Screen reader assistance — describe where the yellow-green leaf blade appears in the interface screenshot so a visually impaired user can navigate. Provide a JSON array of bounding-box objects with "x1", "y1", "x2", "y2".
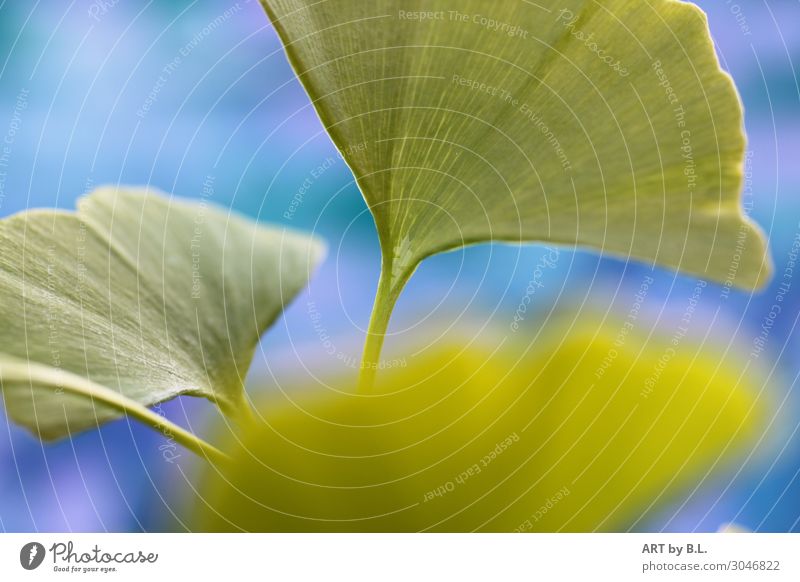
[
  {"x1": 0, "y1": 186, "x2": 324, "y2": 439},
  {"x1": 261, "y1": 0, "x2": 770, "y2": 289}
]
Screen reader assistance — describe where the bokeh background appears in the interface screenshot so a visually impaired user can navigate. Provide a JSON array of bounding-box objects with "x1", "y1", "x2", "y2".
[{"x1": 0, "y1": 0, "x2": 798, "y2": 532}]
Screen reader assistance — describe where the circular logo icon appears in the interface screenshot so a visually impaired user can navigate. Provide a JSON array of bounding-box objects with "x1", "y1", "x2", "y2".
[{"x1": 20, "y1": 542, "x2": 46, "y2": 570}]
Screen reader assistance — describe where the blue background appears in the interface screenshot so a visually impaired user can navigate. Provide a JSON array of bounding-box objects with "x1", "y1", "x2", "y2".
[{"x1": 0, "y1": 0, "x2": 798, "y2": 532}]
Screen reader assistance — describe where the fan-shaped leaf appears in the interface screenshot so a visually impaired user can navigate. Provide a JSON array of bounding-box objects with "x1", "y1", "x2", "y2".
[
  {"x1": 260, "y1": 0, "x2": 772, "y2": 385},
  {"x1": 0, "y1": 186, "x2": 324, "y2": 441}
]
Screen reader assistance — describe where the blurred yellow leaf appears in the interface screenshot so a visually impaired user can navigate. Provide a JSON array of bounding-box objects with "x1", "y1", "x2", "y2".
[{"x1": 192, "y1": 315, "x2": 766, "y2": 531}]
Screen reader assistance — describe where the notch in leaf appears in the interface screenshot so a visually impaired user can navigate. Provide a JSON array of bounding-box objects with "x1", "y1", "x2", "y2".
[
  {"x1": 0, "y1": 187, "x2": 325, "y2": 460},
  {"x1": 260, "y1": 0, "x2": 772, "y2": 390}
]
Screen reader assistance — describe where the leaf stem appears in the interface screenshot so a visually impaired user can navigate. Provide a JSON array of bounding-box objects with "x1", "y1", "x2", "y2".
[
  {"x1": 225, "y1": 389, "x2": 259, "y2": 430},
  {"x1": 357, "y1": 255, "x2": 414, "y2": 393},
  {"x1": 5, "y1": 361, "x2": 231, "y2": 465}
]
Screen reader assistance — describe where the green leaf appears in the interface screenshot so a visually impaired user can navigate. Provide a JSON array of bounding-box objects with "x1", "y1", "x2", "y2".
[
  {"x1": 0, "y1": 186, "x2": 325, "y2": 442},
  {"x1": 260, "y1": 0, "x2": 772, "y2": 386},
  {"x1": 190, "y1": 315, "x2": 767, "y2": 531},
  {"x1": 0, "y1": 355, "x2": 228, "y2": 462}
]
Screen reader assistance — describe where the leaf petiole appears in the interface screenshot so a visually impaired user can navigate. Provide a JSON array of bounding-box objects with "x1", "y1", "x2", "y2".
[
  {"x1": 1, "y1": 360, "x2": 230, "y2": 465},
  {"x1": 357, "y1": 253, "x2": 416, "y2": 393}
]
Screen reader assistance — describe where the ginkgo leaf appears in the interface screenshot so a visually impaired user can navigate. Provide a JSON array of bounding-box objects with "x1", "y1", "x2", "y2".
[
  {"x1": 190, "y1": 315, "x2": 766, "y2": 531},
  {"x1": 0, "y1": 186, "x2": 325, "y2": 442},
  {"x1": 0, "y1": 355, "x2": 228, "y2": 462},
  {"x1": 260, "y1": 0, "x2": 772, "y2": 386}
]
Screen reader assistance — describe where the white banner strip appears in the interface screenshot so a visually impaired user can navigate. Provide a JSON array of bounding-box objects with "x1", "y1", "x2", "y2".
[{"x1": 1, "y1": 533, "x2": 798, "y2": 581}]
